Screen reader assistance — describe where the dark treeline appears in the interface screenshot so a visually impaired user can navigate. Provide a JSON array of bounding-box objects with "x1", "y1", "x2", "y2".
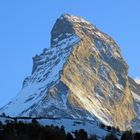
[{"x1": 0, "y1": 119, "x2": 140, "y2": 140}]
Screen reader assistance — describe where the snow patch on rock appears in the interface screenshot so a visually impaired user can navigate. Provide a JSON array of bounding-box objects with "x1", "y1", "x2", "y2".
[{"x1": 135, "y1": 77, "x2": 140, "y2": 85}]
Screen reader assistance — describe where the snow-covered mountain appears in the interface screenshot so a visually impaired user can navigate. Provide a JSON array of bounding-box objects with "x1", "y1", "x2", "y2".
[{"x1": 0, "y1": 14, "x2": 139, "y2": 131}]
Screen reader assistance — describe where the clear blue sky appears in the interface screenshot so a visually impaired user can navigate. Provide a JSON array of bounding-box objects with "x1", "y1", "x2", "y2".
[{"x1": 0, "y1": 0, "x2": 140, "y2": 107}]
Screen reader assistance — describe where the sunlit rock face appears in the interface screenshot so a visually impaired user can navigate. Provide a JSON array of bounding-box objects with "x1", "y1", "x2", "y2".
[{"x1": 0, "y1": 14, "x2": 137, "y2": 131}]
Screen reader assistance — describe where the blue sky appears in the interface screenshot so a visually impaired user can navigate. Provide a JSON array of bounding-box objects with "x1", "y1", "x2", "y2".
[{"x1": 0, "y1": 0, "x2": 140, "y2": 107}]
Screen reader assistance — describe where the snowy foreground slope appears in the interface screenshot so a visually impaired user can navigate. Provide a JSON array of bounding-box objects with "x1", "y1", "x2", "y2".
[
  {"x1": 0, "y1": 117, "x2": 121, "y2": 139},
  {"x1": 0, "y1": 14, "x2": 139, "y2": 131}
]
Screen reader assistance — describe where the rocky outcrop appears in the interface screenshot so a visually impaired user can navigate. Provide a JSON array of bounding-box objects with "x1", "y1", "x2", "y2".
[
  {"x1": 0, "y1": 14, "x2": 137, "y2": 131},
  {"x1": 129, "y1": 77, "x2": 140, "y2": 131}
]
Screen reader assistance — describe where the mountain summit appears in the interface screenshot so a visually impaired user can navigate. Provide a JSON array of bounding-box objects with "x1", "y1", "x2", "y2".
[{"x1": 0, "y1": 14, "x2": 139, "y2": 131}]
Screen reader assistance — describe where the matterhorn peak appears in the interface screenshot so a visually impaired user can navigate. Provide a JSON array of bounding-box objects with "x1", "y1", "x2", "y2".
[
  {"x1": 51, "y1": 14, "x2": 96, "y2": 47},
  {"x1": 1, "y1": 14, "x2": 139, "y2": 131},
  {"x1": 51, "y1": 14, "x2": 77, "y2": 47},
  {"x1": 58, "y1": 14, "x2": 92, "y2": 25}
]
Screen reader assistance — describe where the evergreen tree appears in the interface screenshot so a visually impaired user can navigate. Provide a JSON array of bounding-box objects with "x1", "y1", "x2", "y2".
[
  {"x1": 67, "y1": 133, "x2": 74, "y2": 140},
  {"x1": 74, "y1": 129, "x2": 88, "y2": 140},
  {"x1": 121, "y1": 131, "x2": 133, "y2": 140},
  {"x1": 105, "y1": 132, "x2": 118, "y2": 140}
]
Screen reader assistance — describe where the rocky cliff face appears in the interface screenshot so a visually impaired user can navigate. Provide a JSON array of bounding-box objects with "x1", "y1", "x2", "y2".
[
  {"x1": 0, "y1": 14, "x2": 137, "y2": 130},
  {"x1": 129, "y1": 77, "x2": 140, "y2": 131}
]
